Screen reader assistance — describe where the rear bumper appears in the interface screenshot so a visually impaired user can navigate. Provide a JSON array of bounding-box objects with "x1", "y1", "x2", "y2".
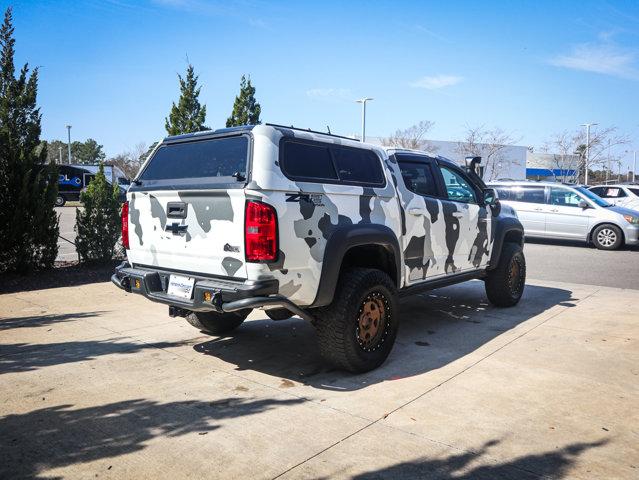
[
  {"x1": 111, "y1": 262, "x2": 314, "y2": 322},
  {"x1": 623, "y1": 224, "x2": 639, "y2": 245}
]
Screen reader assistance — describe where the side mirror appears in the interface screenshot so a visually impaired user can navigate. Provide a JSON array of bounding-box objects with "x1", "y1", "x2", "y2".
[
  {"x1": 578, "y1": 200, "x2": 590, "y2": 209},
  {"x1": 483, "y1": 188, "x2": 501, "y2": 215}
]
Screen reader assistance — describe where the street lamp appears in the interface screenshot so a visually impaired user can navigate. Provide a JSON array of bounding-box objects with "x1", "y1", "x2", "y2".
[
  {"x1": 355, "y1": 97, "x2": 373, "y2": 142},
  {"x1": 66, "y1": 125, "x2": 72, "y2": 164},
  {"x1": 581, "y1": 123, "x2": 598, "y2": 185}
]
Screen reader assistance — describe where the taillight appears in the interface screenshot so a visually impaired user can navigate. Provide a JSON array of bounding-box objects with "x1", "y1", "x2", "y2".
[
  {"x1": 121, "y1": 201, "x2": 130, "y2": 249},
  {"x1": 245, "y1": 201, "x2": 277, "y2": 262}
]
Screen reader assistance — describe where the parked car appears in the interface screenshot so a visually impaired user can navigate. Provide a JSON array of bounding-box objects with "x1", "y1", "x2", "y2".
[
  {"x1": 112, "y1": 124, "x2": 526, "y2": 372},
  {"x1": 489, "y1": 181, "x2": 639, "y2": 250},
  {"x1": 55, "y1": 164, "x2": 129, "y2": 206},
  {"x1": 588, "y1": 184, "x2": 639, "y2": 211}
]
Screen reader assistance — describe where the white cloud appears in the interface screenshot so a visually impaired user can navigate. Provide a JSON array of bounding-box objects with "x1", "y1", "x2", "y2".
[
  {"x1": 410, "y1": 75, "x2": 463, "y2": 90},
  {"x1": 549, "y1": 40, "x2": 639, "y2": 80},
  {"x1": 306, "y1": 88, "x2": 352, "y2": 101}
]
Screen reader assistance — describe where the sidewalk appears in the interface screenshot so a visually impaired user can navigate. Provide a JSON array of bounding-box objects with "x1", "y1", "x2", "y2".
[{"x1": 1, "y1": 279, "x2": 637, "y2": 479}]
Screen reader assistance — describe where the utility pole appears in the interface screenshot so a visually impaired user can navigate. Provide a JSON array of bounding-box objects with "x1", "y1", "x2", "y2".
[
  {"x1": 606, "y1": 139, "x2": 611, "y2": 183},
  {"x1": 66, "y1": 125, "x2": 72, "y2": 164},
  {"x1": 355, "y1": 98, "x2": 373, "y2": 142},
  {"x1": 633, "y1": 151, "x2": 637, "y2": 183},
  {"x1": 581, "y1": 123, "x2": 598, "y2": 185}
]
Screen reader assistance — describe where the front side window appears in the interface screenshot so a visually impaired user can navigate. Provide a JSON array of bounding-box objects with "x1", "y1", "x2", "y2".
[
  {"x1": 439, "y1": 166, "x2": 477, "y2": 204},
  {"x1": 140, "y1": 136, "x2": 248, "y2": 181},
  {"x1": 629, "y1": 188, "x2": 639, "y2": 197},
  {"x1": 398, "y1": 161, "x2": 439, "y2": 197},
  {"x1": 549, "y1": 188, "x2": 583, "y2": 207}
]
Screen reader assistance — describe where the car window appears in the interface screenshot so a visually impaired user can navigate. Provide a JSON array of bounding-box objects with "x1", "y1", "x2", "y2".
[
  {"x1": 549, "y1": 187, "x2": 583, "y2": 207},
  {"x1": 333, "y1": 147, "x2": 385, "y2": 185},
  {"x1": 629, "y1": 188, "x2": 639, "y2": 197},
  {"x1": 439, "y1": 166, "x2": 477, "y2": 204},
  {"x1": 600, "y1": 187, "x2": 627, "y2": 198},
  {"x1": 398, "y1": 161, "x2": 439, "y2": 197},
  {"x1": 495, "y1": 185, "x2": 546, "y2": 204},
  {"x1": 280, "y1": 141, "x2": 338, "y2": 181},
  {"x1": 589, "y1": 187, "x2": 604, "y2": 196}
]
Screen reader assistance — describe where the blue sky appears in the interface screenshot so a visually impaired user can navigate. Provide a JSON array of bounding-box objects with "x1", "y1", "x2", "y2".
[{"x1": 7, "y1": 0, "x2": 639, "y2": 169}]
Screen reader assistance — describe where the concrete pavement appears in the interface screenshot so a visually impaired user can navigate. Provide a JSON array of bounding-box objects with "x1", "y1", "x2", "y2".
[{"x1": 1, "y1": 277, "x2": 638, "y2": 479}]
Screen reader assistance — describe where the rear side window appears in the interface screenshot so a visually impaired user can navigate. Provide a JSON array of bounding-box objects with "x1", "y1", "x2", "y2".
[
  {"x1": 600, "y1": 187, "x2": 627, "y2": 198},
  {"x1": 497, "y1": 186, "x2": 546, "y2": 204},
  {"x1": 629, "y1": 188, "x2": 639, "y2": 197},
  {"x1": 398, "y1": 161, "x2": 439, "y2": 197},
  {"x1": 333, "y1": 148, "x2": 384, "y2": 185},
  {"x1": 281, "y1": 141, "x2": 337, "y2": 181},
  {"x1": 280, "y1": 140, "x2": 385, "y2": 186},
  {"x1": 140, "y1": 136, "x2": 248, "y2": 181}
]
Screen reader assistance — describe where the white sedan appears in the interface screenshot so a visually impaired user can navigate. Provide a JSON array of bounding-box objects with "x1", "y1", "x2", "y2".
[{"x1": 589, "y1": 184, "x2": 639, "y2": 211}]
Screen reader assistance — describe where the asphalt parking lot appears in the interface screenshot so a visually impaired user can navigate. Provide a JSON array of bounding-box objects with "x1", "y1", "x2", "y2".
[{"x1": 2, "y1": 241, "x2": 638, "y2": 478}]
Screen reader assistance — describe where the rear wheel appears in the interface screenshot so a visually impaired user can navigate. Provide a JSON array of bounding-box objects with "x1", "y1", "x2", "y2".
[
  {"x1": 485, "y1": 242, "x2": 526, "y2": 307},
  {"x1": 592, "y1": 224, "x2": 623, "y2": 250},
  {"x1": 185, "y1": 309, "x2": 251, "y2": 335},
  {"x1": 265, "y1": 308, "x2": 293, "y2": 320},
  {"x1": 55, "y1": 194, "x2": 66, "y2": 207},
  {"x1": 315, "y1": 268, "x2": 399, "y2": 373}
]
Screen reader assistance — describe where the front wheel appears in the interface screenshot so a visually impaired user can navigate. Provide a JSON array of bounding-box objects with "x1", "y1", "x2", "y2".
[
  {"x1": 592, "y1": 224, "x2": 623, "y2": 250},
  {"x1": 315, "y1": 268, "x2": 399, "y2": 373},
  {"x1": 485, "y1": 242, "x2": 526, "y2": 307},
  {"x1": 55, "y1": 194, "x2": 66, "y2": 207},
  {"x1": 185, "y1": 309, "x2": 251, "y2": 335}
]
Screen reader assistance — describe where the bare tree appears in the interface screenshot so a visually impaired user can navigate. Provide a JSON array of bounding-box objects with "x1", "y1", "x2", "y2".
[
  {"x1": 106, "y1": 142, "x2": 156, "y2": 179},
  {"x1": 544, "y1": 127, "x2": 629, "y2": 184},
  {"x1": 456, "y1": 126, "x2": 519, "y2": 181},
  {"x1": 381, "y1": 121, "x2": 438, "y2": 152}
]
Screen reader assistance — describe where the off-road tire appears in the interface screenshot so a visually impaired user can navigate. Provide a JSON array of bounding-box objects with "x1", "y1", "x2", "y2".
[
  {"x1": 185, "y1": 309, "x2": 251, "y2": 335},
  {"x1": 315, "y1": 267, "x2": 399, "y2": 373},
  {"x1": 485, "y1": 242, "x2": 526, "y2": 307},
  {"x1": 592, "y1": 224, "x2": 623, "y2": 250},
  {"x1": 265, "y1": 308, "x2": 293, "y2": 321}
]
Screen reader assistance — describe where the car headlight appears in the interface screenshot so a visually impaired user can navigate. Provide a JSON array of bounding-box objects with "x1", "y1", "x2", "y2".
[{"x1": 623, "y1": 214, "x2": 639, "y2": 225}]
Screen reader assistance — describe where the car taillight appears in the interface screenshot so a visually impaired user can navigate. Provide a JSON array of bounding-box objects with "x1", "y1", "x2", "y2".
[
  {"x1": 245, "y1": 200, "x2": 277, "y2": 262},
  {"x1": 121, "y1": 201, "x2": 130, "y2": 250}
]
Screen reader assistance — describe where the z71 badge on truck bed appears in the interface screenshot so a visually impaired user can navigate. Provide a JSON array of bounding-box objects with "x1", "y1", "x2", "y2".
[{"x1": 113, "y1": 124, "x2": 526, "y2": 372}]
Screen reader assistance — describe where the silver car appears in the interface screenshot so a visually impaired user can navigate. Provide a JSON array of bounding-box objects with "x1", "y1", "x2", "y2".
[{"x1": 488, "y1": 181, "x2": 639, "y2": 250}]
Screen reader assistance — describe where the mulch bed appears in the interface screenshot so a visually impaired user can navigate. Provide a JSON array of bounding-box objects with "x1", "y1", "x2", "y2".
[{"x1": 1, "y1": 260, "x2": 122, "y2": 295}]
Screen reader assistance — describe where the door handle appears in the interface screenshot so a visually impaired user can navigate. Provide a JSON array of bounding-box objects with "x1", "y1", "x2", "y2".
[
  {"x1": 550, "y1": 209, "x2": 558, "y2": 213},
  {"x1": 534, "y1": 207, "x2": 543, "y2": 211},
  {"x1": 407, "y1": 208, "x2": 425, "y2": 216},
  {"x1": 452, "y1": 212, "x2": 464, "y2": 218}
]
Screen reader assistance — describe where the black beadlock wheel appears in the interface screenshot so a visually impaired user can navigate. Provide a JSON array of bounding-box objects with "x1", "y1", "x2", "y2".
[
  {"x1": 315, "y1": 267, "x2": 399, "y2": 373},
  {"x1": 485, "y1": 242, "x2": 526, "y2": 307},
  {"x1": 592, "y1": 224, "x2": 623, "y2": 250},
  {"x1": 185, "y1": 309, "x2": 251, "y2": 335}
]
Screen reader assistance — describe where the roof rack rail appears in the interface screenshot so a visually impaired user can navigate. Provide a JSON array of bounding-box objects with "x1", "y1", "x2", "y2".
[{"x1": 265, "y1": 123, "x2": 359, "y2": 142}]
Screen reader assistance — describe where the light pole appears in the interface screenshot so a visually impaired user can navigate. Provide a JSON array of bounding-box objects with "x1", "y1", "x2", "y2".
[
  {"x1": 355, "y1": 97, "x2": 373, "y2": 142},
  {"x1": 58, "y1": 146, "x2": 62, "y2": 164},
  {"x1": 581, "y1": 123, "x2": 598, "y2": 185},
  {"x1": 633, "y1": 151, "x2": 637, "y2": 183},
  {"x1": 66, "y1": 125, "x2": 72, "y2": 164}
]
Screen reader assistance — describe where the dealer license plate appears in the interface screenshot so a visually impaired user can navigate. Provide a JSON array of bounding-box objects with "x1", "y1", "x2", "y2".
[{"x1": 167, "y1": 274, "x2": 195, "y2": 300}]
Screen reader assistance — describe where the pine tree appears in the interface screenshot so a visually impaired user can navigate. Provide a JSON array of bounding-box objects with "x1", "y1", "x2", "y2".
[
  {"x1": 75, "y1": 163, "x2": 121, "y2": 263},
  {"x1": 165, "y1": 64, "x2": 208, "y2": 135},
  {"x1": 0, "y1": 7, "x2": 59, "y2": 273},
  {"x1": 226, "y1": 75, "x2": 261, "y2": 127}
]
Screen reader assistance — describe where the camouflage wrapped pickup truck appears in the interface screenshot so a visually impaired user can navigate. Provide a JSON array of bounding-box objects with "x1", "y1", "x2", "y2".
[{"x1": 112, "y1": 124, "x2": 526, "y2": 372}]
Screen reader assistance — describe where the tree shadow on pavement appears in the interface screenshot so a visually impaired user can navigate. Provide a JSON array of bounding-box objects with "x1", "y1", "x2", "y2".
[
  {"x1": 0, "y1": 311, "x2": 106, "y2": 331},
  {"x1": 193, "y1": 282, "x2": 577, "y2": 391},
  {"x1": 0, "y1": 338, "x2": 184, "y2": 375},
  {"x1": 349, "y1": 438, "x2": 609, "y2": 480},
  {"x1": 0, "y1": 396, "x2": 304, "y2": 480}
]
